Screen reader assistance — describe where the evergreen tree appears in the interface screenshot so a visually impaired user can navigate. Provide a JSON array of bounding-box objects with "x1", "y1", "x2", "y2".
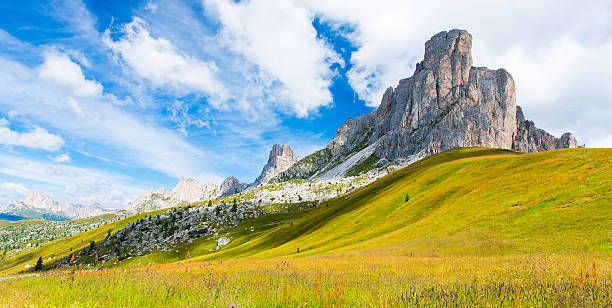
[
  {"x1": 231, "y1": 199, "x2": 237, "y2": 213},
  {"x1": 89, "y1": 240, "x2": 96, "y2": 253},
  {"x1": 215, "y1": 205, "x2": 221, "y2": 216},
  {"x1": 208, "y1": 200, "x2": 212, "y2": 207},
  {"x1": 34, "y1": 256, "x2": 43, "y2": 271},
  {"x1": 405, "y1": 192, "x2": 410, "y2": 202}
]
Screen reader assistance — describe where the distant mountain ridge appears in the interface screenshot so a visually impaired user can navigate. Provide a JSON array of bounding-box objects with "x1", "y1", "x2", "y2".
[
  {"x1": 273, "y1": 29, "x2": 579, "y2": 182},
  {"x1": 128, "y1": 175, "x2": 249, "y2": 213},
  {"x1": 128, "y1": 144, "x2": 302, "y2": 213},
  {"x1": 0, "y1": 192, "x2": 109, "y2": 221}
]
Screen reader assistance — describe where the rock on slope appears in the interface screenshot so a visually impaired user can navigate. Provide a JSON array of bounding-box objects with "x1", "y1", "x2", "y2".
[
  {"x1": 274, "y1": 29, "x2": 578, "y2": 182},
  {"x1": 129, "y1": 175, "x2": 248, "y2": 212},
  {"x1": 0, "y1": 192, "x2": 109, "y2": 220},
  {"x1": 253, "y1": 144, "x2": 299, "y2": 186}
]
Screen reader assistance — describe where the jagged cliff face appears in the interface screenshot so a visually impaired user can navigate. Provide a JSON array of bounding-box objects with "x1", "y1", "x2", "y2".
[
  {"x1": 253, "y1": 144, "x2": 299, "y2": 186},
  {"x1": 513, "y1": 106, "x2": 578, "y2": 153},
  {"x1": 275, "y1": 29, "x2": 578, "y2": 181},
  {"x1": 172, "y1": 177, "x2": 220, "y2": 203},
  {"x1": 129, "y1": 175, "x2": 248, "y2": 212},
  {"x1": 219, "y1": 176, "x2": 247, "y2": 198}
]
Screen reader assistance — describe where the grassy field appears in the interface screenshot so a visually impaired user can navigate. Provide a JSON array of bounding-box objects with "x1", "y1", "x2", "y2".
[
  {"x1": 1, "y1": 147, "x2": 611, "y2": 306},
  {"x1": 1, "y1": 255, "x2": 610, "y2": 307}
]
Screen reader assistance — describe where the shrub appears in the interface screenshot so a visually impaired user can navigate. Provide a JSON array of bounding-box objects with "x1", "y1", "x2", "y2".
[{"x1": 405, "y1": 192, "x2": 410, "y2": 202}]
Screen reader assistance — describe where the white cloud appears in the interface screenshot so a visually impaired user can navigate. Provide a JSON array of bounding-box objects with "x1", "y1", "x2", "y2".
[
  {"x1": 7, "y1": 110, "x2": 18, "y2": 119},
  {"x1": 0, "y1": 123, "x2": 65, "y2": 152},
  {"x1": 65, "y1": 97, "x2": 86, "y2": 118},
  {"x1": 0, "y1": 51, "x2": 222, "y2": 182},
  {"x1": 0, "y1": 153, "x2": 143, "y2": 208},
  {"x1": 51, "y1": 153, "x2": 71, "y2": 163},
  {"x1": 204, "y1": 0, "x2": 341, "y2": 117},
  {"x1": 1, "y1": 182, "x2": 29, "y2": 197},
  {"x1": 103, "y1": 17, "x2": 229, "y2": 104},
  {"x1": 38, "y1": 49, "x2": 103, "y2": 98},
  {"x1": 588, "y1": 135, "x2": 612, "y2": 148}
]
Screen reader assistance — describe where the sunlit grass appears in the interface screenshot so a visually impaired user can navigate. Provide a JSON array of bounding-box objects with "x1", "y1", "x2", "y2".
[
  {"x1": 1, "y1": 147, "x2": 610, "y2": 306},
  {"x1": 1, "y1": 254, "x2": 610, "y2": 307}
]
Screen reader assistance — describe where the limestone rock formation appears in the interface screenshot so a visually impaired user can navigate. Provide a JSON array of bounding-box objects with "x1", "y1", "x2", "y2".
[
  {"x1": 129, "y1": 175, "x2": 248, "y2": 213},
  {"x1": 219, "y1": 176, "x2": 247, "y2": 198},
  {"x1": 275, "y1": 29, "x2": 578, "y2": 181},
  {"x1": 513, "y1": 106, "x2": 579, "y2": 152},
  {"x1": 172, "y1": 177, "x2": 220, "y2": 203},
  {"x1": 253, "y1": 144, "x2": 299, "y2": 186}
]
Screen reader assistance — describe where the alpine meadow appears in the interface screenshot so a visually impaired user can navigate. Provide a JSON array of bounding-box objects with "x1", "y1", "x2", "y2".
[{"x1": 1, "y1": 1, "x2": 611, "y2": 307}]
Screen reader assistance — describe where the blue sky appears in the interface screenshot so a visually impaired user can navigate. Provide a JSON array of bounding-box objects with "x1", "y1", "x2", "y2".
[{"x1": 0, "y1": 0, "x2": 610, "y2": 208}]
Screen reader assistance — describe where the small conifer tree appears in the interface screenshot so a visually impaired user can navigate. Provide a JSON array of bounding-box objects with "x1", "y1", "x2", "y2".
[
  {"x1": 89, "y1": 240, "x2": 96, "y2": 253},
  {"x1": 34, "y1": 256, "x2": 43, "y2": 271},
  {"x1": 405, "y1": 192, "x2": 410, "y2": 202},
  {"x1": 231, "y1": 199, "x2": 237, "y2": 212}
]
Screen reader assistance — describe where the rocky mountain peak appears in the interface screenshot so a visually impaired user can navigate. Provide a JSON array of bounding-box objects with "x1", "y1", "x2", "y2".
[
  {"x1": 172, "y1": 177, "x2": 207, "y2": 203},
  {"x1": 24, "y1": 192, "x2": 56, "y2": 209},
  {"x1": 275, "y1": 29, "x2": 579, "y2": 182},
  {"x1": 219, "y1": 176, "x2": 246, "y2": 198},
  {"x1": 254, "y1": 144, "x2": 299, "y2": 186},
  {"x1": 416, "y1": 29, "x2": 472, "y2": 86}
]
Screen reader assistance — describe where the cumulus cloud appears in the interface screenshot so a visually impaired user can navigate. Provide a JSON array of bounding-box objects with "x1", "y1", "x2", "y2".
[
  {"x1": 1, "y1": 182, "x2": 29, "y2": 197},
  {"x1": 0, "y1": 122, "x2": 65, "y2": 152},
  {"x1": 204, "y1": 0, "x2": 341, "y2": 117},
  {"x1": 103, "y1": 17, "x2": 229, "y2": 104},
  {"x1": 51, "y1": 153, "x2": 71, "y2": 163},
  {"x1": 38, "y1": 49, "x2": 103, "y2": 98},
  {"x1": 0, "y1": 51, "x2": 221, "y2": 182},
  {"x1": 0, "y1": 153, "x2": 143, "y2": 208}
]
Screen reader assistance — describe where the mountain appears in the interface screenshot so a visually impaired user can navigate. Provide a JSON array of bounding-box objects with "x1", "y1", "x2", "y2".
[
  {"x1": 0, "y1": 192, "x2": 109, "y2": 221},
  {"x1": 253, "y1": 144, "x2": 300, "y2": 186},
  {"x1": 127, "y1": 188, "x2": 175, "y2": 213},
  {"x1": 128, "y1": 175, "x2": 247, "y2": 212},
  {"x1": 219, "y1": 176, "x2": 247, "y2": 198},
  {"x1": 172, "y1": 177, "x2": 220, "y2": 203},
  {"x1": 273, "y1": 29, "x2": 579, "y2": 182}
]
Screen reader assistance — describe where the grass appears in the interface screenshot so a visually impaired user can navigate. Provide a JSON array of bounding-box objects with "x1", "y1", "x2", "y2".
[
  {"x1": 0, "y1": 211, "x2": 167, "y2": 275},
  {"x1": 1, "y1": 255, "x2": 610, "y2": 307},
  {"x1": 1, "y1": 147, "x2": 611, "y2": 306}
]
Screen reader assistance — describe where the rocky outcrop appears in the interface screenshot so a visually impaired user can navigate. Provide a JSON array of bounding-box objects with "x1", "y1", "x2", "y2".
[
  {"x1": 172, "y1": 177, "x2": 220, "y2": 203},
  {"x1": 274, "y1": 29, "x2": 578, "y2": 181},
  {"x1": 219, "y1": 176, "x2": 247, "y2": 198},
  {"x1": 253, "y1": 144, "x2": 299, "y2": 186},
  {"x1": 129, "y1": 175, "x2": 248, "y2": 213},
  {"x1": 512, "y1": 106, "x2": 579, "y2": 153}
]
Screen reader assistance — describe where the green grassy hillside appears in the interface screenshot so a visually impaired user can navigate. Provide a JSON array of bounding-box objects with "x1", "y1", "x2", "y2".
[
  {"x1": 2, "y1": 147, "x2": 611, "y2": 274},
  {"x1": 183, "y1": 147, "x2": 610, "y2": 262}
]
